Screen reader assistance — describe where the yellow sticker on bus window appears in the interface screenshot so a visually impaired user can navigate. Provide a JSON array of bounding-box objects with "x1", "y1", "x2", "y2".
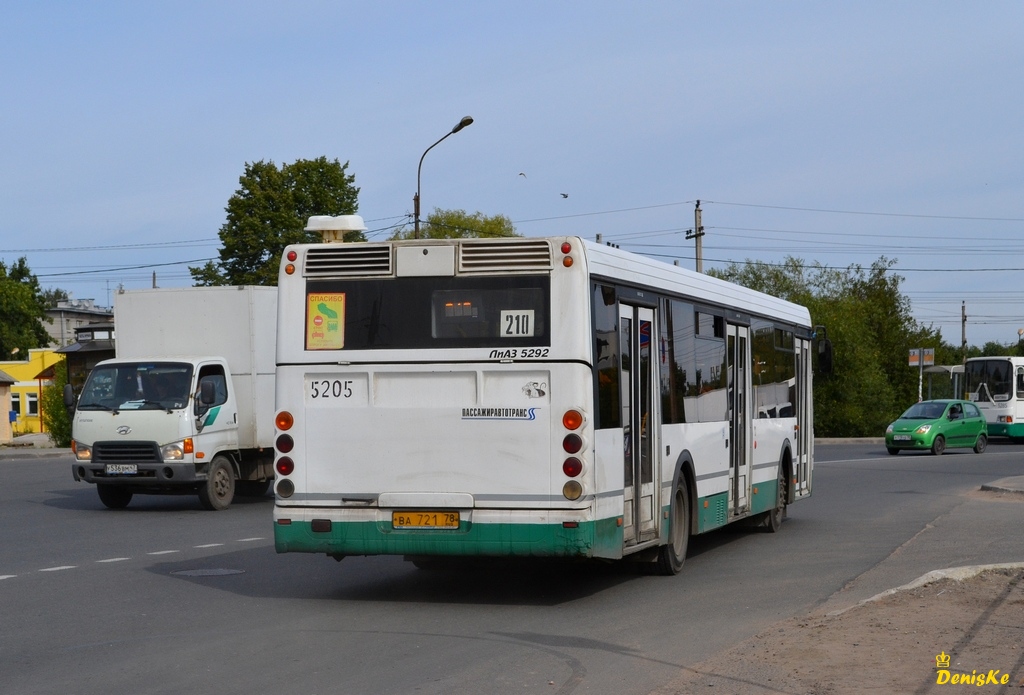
[{"x1": 307, "y1": 293, "x2": 345, "y2": 350}]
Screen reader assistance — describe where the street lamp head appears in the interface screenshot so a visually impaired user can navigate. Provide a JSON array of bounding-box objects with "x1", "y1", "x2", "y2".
[{"x1": 452, "y1": 116, "x2": 474, "y2": 134}]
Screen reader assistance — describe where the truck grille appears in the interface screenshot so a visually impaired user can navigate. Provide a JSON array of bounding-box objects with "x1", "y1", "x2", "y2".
[{"x1": 94, "y1": 441, "x2": 161, "y2": 464}]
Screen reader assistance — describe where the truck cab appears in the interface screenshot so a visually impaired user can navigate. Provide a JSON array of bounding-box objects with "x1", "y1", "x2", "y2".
[{"x1": 68, "y1": 356, "x2": 272, "y2": 509}]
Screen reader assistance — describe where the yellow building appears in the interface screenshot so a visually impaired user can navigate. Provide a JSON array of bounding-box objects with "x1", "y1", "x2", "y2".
[{"x1": 0, "y1": 349, "x2": 63, "y2": 435}]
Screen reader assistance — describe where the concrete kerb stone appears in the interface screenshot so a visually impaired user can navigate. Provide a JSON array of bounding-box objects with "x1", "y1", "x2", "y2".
[
  {"x1": 980, "y1": 477, "x2": 1024, "y2": 496},
  {"x1": 827, "y1": 563, "x2": 1024, "y2": 617}
]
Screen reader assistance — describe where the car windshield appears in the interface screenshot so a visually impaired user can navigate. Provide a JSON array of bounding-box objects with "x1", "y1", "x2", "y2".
[{"x1": 900, "y1": 402, "x2": 947, "y2": 420}]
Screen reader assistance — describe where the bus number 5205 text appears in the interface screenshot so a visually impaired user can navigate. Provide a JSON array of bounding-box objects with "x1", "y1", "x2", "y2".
[{"x1": 309, "y1": 379, "x2": 353, "y2": 399}]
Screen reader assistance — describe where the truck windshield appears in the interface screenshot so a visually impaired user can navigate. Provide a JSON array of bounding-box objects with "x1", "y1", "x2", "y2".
[{"x1": 78, "y1": 362, "x2": 193, "y2": 411}]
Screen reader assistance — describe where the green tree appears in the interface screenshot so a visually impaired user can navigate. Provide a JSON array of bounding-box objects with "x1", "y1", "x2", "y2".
[
  {"x1": 391, "y1": 208, "x2": 519, "y2": 240},
  {"x1": 40, "y1": 359, "x2": 71, "y2": 447},
  {"x1": 191, "y1": 157, "x2": 363, "y2": 286},
  {"x1": 0, "y1": 257, "x2": 52, "y2": 359},
  {"x1": 40, "y1": 287, "x2": 69, "y2": 308},
  {"x1": 710, "y1": 256, "x2": 943, "y2": 437}
]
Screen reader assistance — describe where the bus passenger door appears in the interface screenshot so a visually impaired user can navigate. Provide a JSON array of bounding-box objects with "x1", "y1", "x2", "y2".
[
  {"x1": 792, "y1": 339, "x2": 812, "y2": 499},
  {"x1": 620, "y1": 303, "x2": 658, "y2": 547},
  {"x1": 727, "y1": 324, "x2": 752, "y2": 517}
]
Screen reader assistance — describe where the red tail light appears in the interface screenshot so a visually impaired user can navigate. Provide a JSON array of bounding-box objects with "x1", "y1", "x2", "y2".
[
  {"x1": 563, "y1": 457, "x2": 583, "y2": 477},
  {"x1": 276, "y1": 457, "x2": 295, "y2": 476}
]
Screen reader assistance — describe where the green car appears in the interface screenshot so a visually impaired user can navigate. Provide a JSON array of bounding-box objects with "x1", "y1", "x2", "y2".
[{"x1": 885, "y1": 399, "x2": 988, "y2": 455}]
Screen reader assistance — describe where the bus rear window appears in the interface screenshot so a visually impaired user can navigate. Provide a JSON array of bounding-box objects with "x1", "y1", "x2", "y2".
[{"x1": 306, "y1": 276, "x2": 549, "y2": 350}]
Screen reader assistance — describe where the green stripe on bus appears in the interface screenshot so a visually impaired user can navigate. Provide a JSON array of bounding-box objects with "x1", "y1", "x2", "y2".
[{"x1": 275, "y1": 517, "x2": 623, "y2": 559}]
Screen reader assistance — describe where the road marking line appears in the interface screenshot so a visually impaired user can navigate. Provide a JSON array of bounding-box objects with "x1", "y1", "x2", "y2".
[
  {"x1": 97, "y1": 557, "x2": 131, "y2": 563},
  {"x1": 147, "y1": 550, "x2": 180, "y2": 555},
  {"x1": 194, "y1": 543, "x2": 224, "y2": 548},
  {"x1": 1, "y1": 575, "x2": 17, "y2": 580},
  {"x1": 237, "y1": 537, "x2": 264, "y2": 542},
  {"x1": 39, "y1": 566, "x2": 77, "y2": 572}
]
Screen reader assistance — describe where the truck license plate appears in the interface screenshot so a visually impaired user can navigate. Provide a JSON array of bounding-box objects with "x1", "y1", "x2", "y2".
[
  {"x1": 105, "y1": 464, "x2": 138, "y2": 475},
  {"x1": 392, "y1": 511, "x2": 459, "y2": 529}
]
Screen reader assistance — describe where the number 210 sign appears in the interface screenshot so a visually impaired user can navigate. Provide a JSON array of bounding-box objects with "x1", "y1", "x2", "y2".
[{"x1": 500, "y1": 310, "x2": 535, "y2": 337}]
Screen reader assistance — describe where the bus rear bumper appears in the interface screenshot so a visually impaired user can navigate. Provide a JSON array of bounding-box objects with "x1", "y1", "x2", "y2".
[{"x1": 272, "y1": 506, "x2": 622, "y2": 560}]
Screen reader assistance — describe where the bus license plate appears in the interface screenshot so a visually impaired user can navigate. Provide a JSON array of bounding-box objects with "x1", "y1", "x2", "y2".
[
  {"x1": 105, "y1": 464, "x2": 138, "y2": 475},
  {"x1": 392, "y1": 511, "x2": 460, "y2": 529}
]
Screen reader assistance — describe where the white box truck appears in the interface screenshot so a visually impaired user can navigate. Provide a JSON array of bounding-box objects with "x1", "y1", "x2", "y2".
[{"x1": 67, "y1": 286, "x2": 277, "y2": 510}]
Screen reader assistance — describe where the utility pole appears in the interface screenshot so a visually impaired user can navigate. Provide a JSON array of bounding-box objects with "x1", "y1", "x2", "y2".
[
  {"x1": 961, "y1": 302, "x2": 967, "y2": 397},
  {"x1": 685, "y1": 200, "x2": 705, "y2": 272}
]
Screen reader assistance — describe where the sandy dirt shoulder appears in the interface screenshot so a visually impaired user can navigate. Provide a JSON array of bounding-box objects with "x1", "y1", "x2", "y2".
[{"x1": 654, "y1": 565, "x2": 1024, "y2": 694}]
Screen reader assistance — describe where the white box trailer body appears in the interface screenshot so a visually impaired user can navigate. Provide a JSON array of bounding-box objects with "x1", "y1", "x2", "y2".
[
  {"x1": 69, "y1": 286, "x2": 277, "y2": 510},
  {"x1": 114, "y1": 285, "x2": 277, "y2": 450}
]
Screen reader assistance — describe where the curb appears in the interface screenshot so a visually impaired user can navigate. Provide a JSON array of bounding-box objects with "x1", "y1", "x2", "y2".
[{"x1": 826, "y1": 563, "x2": 1024, "y2": 617}]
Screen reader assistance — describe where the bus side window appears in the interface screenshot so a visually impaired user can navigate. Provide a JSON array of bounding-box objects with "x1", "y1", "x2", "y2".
[{"x1": 1017, "y1": 369, "x2": 1024, "y2": 398}]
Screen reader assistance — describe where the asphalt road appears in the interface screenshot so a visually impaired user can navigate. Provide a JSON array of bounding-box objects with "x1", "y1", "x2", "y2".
[{"x1": 2, "y1": 442, "x2": 1023, "y2": 695}]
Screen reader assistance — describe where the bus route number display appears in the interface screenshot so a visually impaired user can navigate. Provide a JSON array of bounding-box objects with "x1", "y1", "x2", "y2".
[{"x1": 500, "y1": 309, "x2": 535, "y2": 338}]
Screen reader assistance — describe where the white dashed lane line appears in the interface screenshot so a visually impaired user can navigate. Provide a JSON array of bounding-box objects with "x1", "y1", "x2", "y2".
[{"x1": 3, "y1": 537, "x2": 267, "y2": 583}]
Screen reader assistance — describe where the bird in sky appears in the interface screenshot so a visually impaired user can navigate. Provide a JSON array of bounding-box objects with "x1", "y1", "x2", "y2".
[
  {"x1": 560, "y1": 193, "x2": 568, "y2": 198},
  {"x1": 518, "y1": 172, "x2": 527, "y2": 178}
]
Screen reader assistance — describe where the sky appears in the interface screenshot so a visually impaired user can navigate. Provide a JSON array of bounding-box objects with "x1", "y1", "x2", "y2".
[{"x1": 2, "y1": 2, "x2": 1023, "y2": 350}]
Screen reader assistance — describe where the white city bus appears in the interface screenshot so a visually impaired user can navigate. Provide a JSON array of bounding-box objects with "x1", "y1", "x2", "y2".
[
  {"x1": 272, "y1": 222, "x2": 817, "y2": 574},
  {"x1": 964, "y1": 356, "x2": 1024, "y2": 439}
]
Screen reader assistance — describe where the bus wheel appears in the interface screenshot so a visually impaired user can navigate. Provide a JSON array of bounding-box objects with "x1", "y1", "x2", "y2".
[
  {"x1": 97, "y1": 484, "x2": 132, "y2": 509},
  {"x1": 764, "y1": 466, "x2": 786, "y2": 533},
  {"x1": 198, "y1": 456, "x2": 235, "y2": 511},
  {"x1": 656, "y1": 477, "x2": 690, "y2": 575},
  {"x1": 973, "y1": 434, "x2": 987, "y2": 454},
  {"x1": 931, "y1": 435, "x2": 946, "y2": 456}
]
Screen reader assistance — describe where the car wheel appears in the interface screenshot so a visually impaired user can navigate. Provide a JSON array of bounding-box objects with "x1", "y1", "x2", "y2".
[
  {"x1": 886, "y1": 447, "x2": 900, "y2": 455},
  {"x1": 931, "y1": 435, "x2": 946, "y2": 456},
  {"x1": 974, "y1": 434, "x2": 987, "y2": 454}
]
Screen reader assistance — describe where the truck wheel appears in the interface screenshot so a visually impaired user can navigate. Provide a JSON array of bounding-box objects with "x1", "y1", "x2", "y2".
[
  {"x1": 236, "y1": 479, "x2": 271, "y2": 497},
  {"x1": 97, "y1": 484, "x2": 132, "y2": 509},
  {"x1": 198, "y1": 456, "x2": 235, "y2": 511}
]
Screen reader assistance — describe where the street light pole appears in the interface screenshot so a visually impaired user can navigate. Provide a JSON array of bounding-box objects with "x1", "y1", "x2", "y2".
[{"x1": 414, "y1": 116, "x2": 474, "y2": 239}]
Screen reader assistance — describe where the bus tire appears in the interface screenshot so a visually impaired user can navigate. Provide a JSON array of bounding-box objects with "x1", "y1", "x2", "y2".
[
  {"x1": 198, "y1": 456, "x2": 235, "y2": 511},
  {"x1": 931, "y1": 435, "x2": 946, "y2": 456},
  {"x1": 97, "y1": 484, "x2": 132, "y2": 509},
  {"x1": 655, "y1": 477, "x2": 690, "y2": 575},
  {"x1": 973, "y1": 434, "x2": 987, "y2": 454},
  {"x1": 764, "y1": 465, "x2": 786, "y2": 533}
]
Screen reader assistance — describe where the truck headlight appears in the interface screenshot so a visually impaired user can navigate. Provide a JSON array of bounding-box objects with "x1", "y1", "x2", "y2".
[
  {"x1": 160, "y1": 437, "x2": 193, "y2": 461},
  {"x1": 72, "y1": 440, "x2": 92, "y2": 462}
]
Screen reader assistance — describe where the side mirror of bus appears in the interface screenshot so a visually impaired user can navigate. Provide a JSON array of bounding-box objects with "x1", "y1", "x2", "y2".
[{"x1": 818, "y1": 338, "x2": 834, "y2": 375}]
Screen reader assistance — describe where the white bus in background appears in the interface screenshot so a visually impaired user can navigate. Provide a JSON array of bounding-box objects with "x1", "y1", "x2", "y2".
[
  {"x1": 271, "y1": 217, "x2": 823, "y2": 574},
  {"x1": 964, "y1": 356, "x2": 1024, "y2": 439}
]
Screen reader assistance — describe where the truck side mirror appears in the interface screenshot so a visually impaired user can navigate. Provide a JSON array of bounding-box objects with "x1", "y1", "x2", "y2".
[
  {"x1": 195, "y1": 379, "x2": 216, "y2": 414},
  {"x1": 200, "y1": 379, "x2": 216, "y2": 406},
  {"x1": 63, "y1": 383, "x2": 76, "y2": 410}
]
